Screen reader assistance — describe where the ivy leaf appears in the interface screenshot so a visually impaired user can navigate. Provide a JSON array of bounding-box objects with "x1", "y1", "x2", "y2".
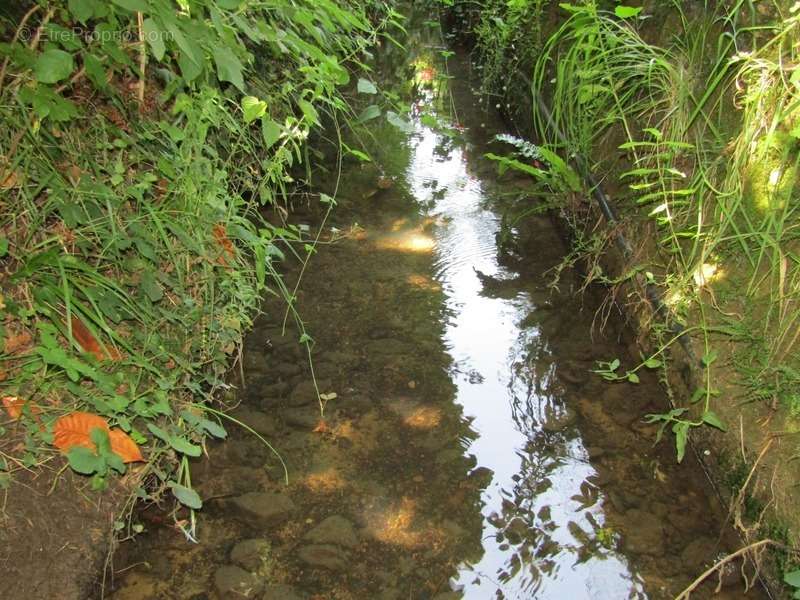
[
  {"x1": 242, "y1": 96, "x2": 267, "y2": 123},
  {"x1": 357, "y1": 78, "x2": 377, "y2": 94},
  {"x1": 169, "y1": 482, "x2": 203, "y2": 509},
  {"x1": 34, "y1": 50, "x2": 74, "y2": 84},
  {"x1": 212, "y1": 45, "x2": 245, "y2": 91},
  {"x1": 615, "y1": 6, "x2": 643, "y2": 18},
  {"x1": 142, "y1": 18, "x2": 165, "y2": 62}
]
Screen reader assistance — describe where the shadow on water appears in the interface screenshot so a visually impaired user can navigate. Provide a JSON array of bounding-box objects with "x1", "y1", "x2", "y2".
[{"x1": 110, "y1": 6, "x2": 768, "y2": 600}]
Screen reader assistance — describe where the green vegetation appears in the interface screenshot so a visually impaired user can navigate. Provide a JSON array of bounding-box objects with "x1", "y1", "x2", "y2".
[
  {"x1": 0, "y1": 0, "x2": 401, "y2": 516},
  {"x1": 446, "y1": 0, "x2": 800, "y2": 458}
]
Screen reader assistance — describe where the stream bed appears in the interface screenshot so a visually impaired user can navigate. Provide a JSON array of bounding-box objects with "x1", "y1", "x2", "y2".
[{"x1": 111, "y1": 9, "x2": 768, "y2": 600}]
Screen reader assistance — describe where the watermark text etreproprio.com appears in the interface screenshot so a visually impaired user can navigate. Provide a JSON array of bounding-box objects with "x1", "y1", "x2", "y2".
[{"x1": 18, "y1": 25, "x2": 174, "y2": 45}]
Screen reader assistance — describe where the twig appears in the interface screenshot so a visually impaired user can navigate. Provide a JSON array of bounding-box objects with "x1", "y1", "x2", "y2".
[
  {"x1": 674, "y1": 538, "x2": 779, "y2": 599},
  {"x1": 136, "y1": 12, "x2": 146, "y2": 110},
  {"x1": 0, "y1": 5, "x2": 40, "y2": 93}
]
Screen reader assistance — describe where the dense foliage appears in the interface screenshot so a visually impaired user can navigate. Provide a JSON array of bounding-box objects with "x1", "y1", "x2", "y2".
[{"x1": 0, "y1": 0, "x2": 399, "y2": 516}]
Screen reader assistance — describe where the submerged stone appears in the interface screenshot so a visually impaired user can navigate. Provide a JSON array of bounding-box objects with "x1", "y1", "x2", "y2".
[
  {"x1": 230, "y1": 492, "x2": 294, "y2": 528},
  {"x1": 304, "y1": 515, "x2": 359, "y2": 549},
  {"x1": 620, "y1": 508, "x2": 665, "y2": 556},
  {"x1": 262, "y1": 584, "x2": 306, "y2": 600},
  {"x1": 214, "y1": 565, "x2": 262, "y2": 598},
  {"x1": 230, "y1": 538, "x2": 270, "y2": 571},
  {"x1": 296, "y1": 544, "x2": 348, "y2": 571}
]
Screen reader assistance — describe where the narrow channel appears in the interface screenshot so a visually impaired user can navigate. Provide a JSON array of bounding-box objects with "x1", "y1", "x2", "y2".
[{"x1": 111, "y1": 8, "x2": 766, "y2": 600}]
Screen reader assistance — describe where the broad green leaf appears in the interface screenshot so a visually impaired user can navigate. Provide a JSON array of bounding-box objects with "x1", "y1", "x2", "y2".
[
  {"x1": 615, "y1": 5, "x2": 643, "y2": 18},
  {"x1": 213, "y1": 45, "x2": 245, "y2": 91},
  {"x1": 0, "y1": 238, "x2": 8, "y2": 257},
  {"x1": 242, "y1": 96, "x2": 267, "y2": 123},
  {"x1": 609, "y1": 358, "x2": 620, "y2": 371},
  {"x1": 357, "y1": 78, "x2": 377, "y2": 94},
  {"x1": 169, "y1": 482, "x2": 203, "y2": 509},
  {"x1": 644, "y1": 358, "x2": 661, "y2": 369},
  {"x1": 142, "y1": 18, "x2": 165, "y2": 61},
  {"x1": 34, "y1": 50, "x2": 74, "y2": 84},
  {"x1": 67, "y1": 446, "x2": 102, "y2": 475},
  {"x1": 701, "y1": 411, "x2": 726, "y2": 431},
  {"x1": 626, "y1": 372, "x2": 640, "y2": 383}
]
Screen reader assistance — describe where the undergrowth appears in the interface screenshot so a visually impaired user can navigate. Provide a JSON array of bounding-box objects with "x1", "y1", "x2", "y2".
[{"x1": 0, "y1": 0, "x2": 400, "y2": 525}]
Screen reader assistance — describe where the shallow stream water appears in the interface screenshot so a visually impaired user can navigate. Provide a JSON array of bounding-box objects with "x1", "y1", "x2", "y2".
[{"x1": 111, "y1": 9, "x2": 768, "y2": 600}]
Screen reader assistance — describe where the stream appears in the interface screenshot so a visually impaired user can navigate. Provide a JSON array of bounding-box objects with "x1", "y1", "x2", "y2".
[{"x1": 111, "y1": 9, "x2": 767, "y2": 600}]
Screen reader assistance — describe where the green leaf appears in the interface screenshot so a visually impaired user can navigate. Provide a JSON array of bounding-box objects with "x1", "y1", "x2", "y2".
[
  {"x1": 83, "y1": 53, "x2": 107, "y2": 89},
  {"x1": 626, "y1": 372, "x2": 640, "y2": 384},
  {"x1": 615, "y1": 6, "x2": 643, "y2": 18},
  {"x1": 169, "y1": 482, "x2": 203, "y2": 509},
  {"x1": 0, "y1": 237, "x2": 8, "y2": 257},
  {"x1": 168, "y1": 435, "x2": 202, "y2": 457},
  {"x1": 609, "y1": 358, "x2": 620, "y2": 371},
  {"x1": 67, "y1": 446, "x2": 102, "y2": 475},
  {"x1": 261, "y1": 118, "x2": 281, "y2": 148},
  {"x1": 701, "y1": 349, "x2": 718, "y2": 366},
  {"x1": 34, "y1": 50, "x2": 74, "y2": 84},
  {"x1": 212, "y1": 45, "x2": 245, "y2": 91},
  {"x1": 701, "y1": 411, "x2": 726, "y2": 431},
  {"x1": 110, "y1": 0, "x2": 149, "y2": 11},
  {"x1": 68, "y1": 0, "x2": 97, "y2": 23},
  {"x1": 673, "y1": 421, "x2": 689, "y2": 463},
  {"x1": 386, "y1": 111, "x2": 413, "y2": 133},
  {"x1": 358, "y1": 104, "x2": 381, "y2": 122},
  {"x1": 643, "y1": 358, "x2": 661, "y2": 369},
  {"x1": 142, "y1": 18, "x2": 165, "y2": 61},
  {"x1": 357, "y1": 78, "x2": 377, "y2": 94},
  {"x1": 141, "y1": 270, "x2": 163, "y2": 302},
  {"x1": 242, "y1": 96, "x2": 267, "y2": 123},
  {"x1": 785, "y1": 569, "x2": 800, "y2": 588}
]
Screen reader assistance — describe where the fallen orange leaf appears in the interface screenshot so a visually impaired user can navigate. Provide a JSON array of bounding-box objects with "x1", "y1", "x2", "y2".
[
  {"x1": 312, "y1": 419, "x2": 329, "y2": 434},
  {"x1": 53, "y1": 411, "x2": 144, "y2": 463},
  {"x1": 2, "y1": 396, "x2": 25, "y2": 419},
  {"x1": 3, "y1": 329, "x2": 32, "y2": 355},
  {"x1": 212, "y1": 223, "x2": 236, "y2": 266},
  {"x1": 69, "y1": 315, "x2": 121, "y2": 361},
  {"x1": 108, "y1": 428, "x2": 144, "y2": 463}
]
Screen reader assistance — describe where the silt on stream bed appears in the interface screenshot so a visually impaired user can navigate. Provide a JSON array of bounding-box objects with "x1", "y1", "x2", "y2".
[{"x1": 110, "y1": 11, "x2": 768, "y2": 600}]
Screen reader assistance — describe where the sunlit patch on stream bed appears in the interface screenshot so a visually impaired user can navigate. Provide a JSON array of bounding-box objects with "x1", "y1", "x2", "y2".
[{"x1": 110, "y1": 8, "x2": 767, "y2": 600}]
